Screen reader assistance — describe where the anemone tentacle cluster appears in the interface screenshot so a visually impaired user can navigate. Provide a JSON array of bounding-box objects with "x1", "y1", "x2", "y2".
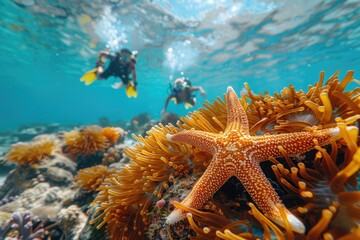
[
  {"x1": 64, "y1": 125, "x2": 122, "y2": 156},
  {"x1": 74, "y1": 165, "x2": 113, "y2": 192},
  {"x1": 5, "y1": 137, "x2": 58, "y2": 166},
  {"x1": 92, "y1": 71, "x2": 360, "y2": 240},
  {"x1": 91, "y1": 124, "x2": 194, "y2": 239}
]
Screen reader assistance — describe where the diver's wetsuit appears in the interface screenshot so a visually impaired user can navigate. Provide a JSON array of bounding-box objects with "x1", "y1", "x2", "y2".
[
  {"x1": 99, "y1": 56, "x2": 132, "y2": 84},
  {"x1": 174, "y1": 87, "x2": 196, "y2": 106}
]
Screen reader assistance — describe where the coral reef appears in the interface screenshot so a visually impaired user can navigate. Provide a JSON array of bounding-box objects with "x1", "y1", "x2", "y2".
[
  {"x1": 91, "y1": 123, "x2": 192, "y2": 239},
  {"x1": 0, "y1": 71, "x2": 359, "y2": 240},
  {"x1": 64, "y1": 125, "x2": 109, "y2": 156},
  {"x1": 0, "y1": 211, "x2": 53, "y2": 239},
  {"x1": 5, "y1": 138, "x2": 58, "y2": 166},
  {"x1": 58, "y1": 205, "x2": 88, "y2": 240},
  {"x1": 90, "y1": 71, "x2": 360, "y2": 240},
  {"x1": 74, "y1": 165, "x2": 112, "y2": 192},
  {"x1": 160, "y1": 112, "x2": 180, "y2": 126},
  {"x1": 98, "y1": 117, "x2": 111, "y2": 127},
  {"x1": 132, "y1": 113, "x2": 152, "y2": 126},
  {"x1": 102, "y1": 146, "x2": 122, "y2": 165},
  {"x1": 127, "y1": 113, "x2": 157, "y2": 135},
  {"x1": 101, "y1": 127, "x2": 125, "y2": 145}
]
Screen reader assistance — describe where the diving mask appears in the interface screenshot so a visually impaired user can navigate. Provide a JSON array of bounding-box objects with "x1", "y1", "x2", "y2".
[
  {"x1": 120, "y1": 52, "x2": 131, "y2": 61},
  {"x1": 174, "y1": 81, "x2": 186, "y2": 92}
]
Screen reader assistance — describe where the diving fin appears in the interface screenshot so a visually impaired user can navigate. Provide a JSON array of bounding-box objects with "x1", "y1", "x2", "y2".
[
  {"x1": 170, "y1": 97, "x2": 177, "y2": 104},
  {"x1": 184, "y1": 102, "x2": 194, "y2": 109},
  {"x1": 126, "y1": 83, "x2": 138, "y2": 98},
  {"x1": 80, "y1": 68, "x2": 97, "y2": 85}
]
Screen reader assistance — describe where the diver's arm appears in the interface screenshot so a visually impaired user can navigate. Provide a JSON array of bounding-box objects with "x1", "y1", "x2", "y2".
[
  {"x1": 191, "y1": 86, "x2": 206, "y2": 97},
  {"x1": 96, "y1": 50, "x2": 112, "y2": 66},
  {"x1": 96, "y1": 50, "x2": 112, "y2": 79},
  {"x1": 131, "y1": 63, "x2": 137, "y2": 85},
  {"x1": 98, "y1": 50, "x2": 112, "y2": 59},
  {"x1": 161, "y1": 94, "x2": 174, "y2": 114}
]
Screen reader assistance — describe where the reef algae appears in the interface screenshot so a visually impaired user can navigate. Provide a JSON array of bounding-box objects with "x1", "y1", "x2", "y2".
[{"x1": 0, "y1": 71, "x2": 359, "y2": 240}]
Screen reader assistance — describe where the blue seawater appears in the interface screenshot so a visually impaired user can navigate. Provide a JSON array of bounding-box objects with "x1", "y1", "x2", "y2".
[{"x1": 1, "y1": 0, "x2": 360, "y2": 131}]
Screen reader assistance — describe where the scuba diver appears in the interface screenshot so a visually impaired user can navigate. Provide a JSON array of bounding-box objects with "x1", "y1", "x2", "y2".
[
  {"x1": 161, "y1": 77, "x2": 206, "y2": 114},
  {"x1": 80, "y1": 48, "x2": 138, "y2": 98}
]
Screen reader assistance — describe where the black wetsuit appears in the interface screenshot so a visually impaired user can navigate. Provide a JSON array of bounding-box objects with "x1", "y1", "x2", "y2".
[
  {"x1": 99, "y1": 56, "x2": 132, "y2": 84},
  {"x1": 174, "y1": 87, "x2": 196, "y2": 106}
]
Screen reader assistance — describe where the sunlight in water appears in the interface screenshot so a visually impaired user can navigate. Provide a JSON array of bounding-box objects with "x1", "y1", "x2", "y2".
[
  {"x1": 164, "y1": 40, "x2": 199, "y2": 80},
  {"x1": 95, "y1": 6, "x2": 129, "y2": 51}
]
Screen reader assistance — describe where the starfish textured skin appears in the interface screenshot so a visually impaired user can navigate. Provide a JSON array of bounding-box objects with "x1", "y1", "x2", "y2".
[{"x1": 166, "y1": 86, "x2": 358, "y2": 234}]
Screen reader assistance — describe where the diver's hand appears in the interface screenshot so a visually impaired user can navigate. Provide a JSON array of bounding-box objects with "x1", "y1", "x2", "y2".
[
  {"x1": 97, "y1": 66, "x2": 104, "y2": 73},
  {"x1": 200, "y1": 90, "x2": 206, "y2": 97},
  {"x1": 112, "y1": 82, "x2": 123, "y2": 89}
]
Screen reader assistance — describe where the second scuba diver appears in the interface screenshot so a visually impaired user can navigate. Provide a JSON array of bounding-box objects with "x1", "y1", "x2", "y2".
[
  {"x1": 80, "y1": 48, "x2": 138, "y2": 98},
  {"x1": 161, "y1": 77, "x2": 206, "y2": 114}
]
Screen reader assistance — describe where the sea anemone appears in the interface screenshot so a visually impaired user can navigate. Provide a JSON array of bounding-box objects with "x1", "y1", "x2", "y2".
[
  {"x1": 91, "y1": 124, "x2": 194, "y2": 239},
  {"x1": 241, "y1": 71, "x2": 360, "y2": 135},
  {"x1": 5, "y1": 139, "x2": 57, "y2": 166},
  {"x1": 64, "y1": 125, "x2": 109, "y2": 156},
  {"x1": 101, "y1": 127, "x2": 124, "y2": 144},
  {"x1": 92, "y1": 71, "x2": 360, "y2": 240},
  {"x1": 171, "y1": 71, "x2": 360, "y2": 239},
  {"x1": 74, "y1": 165, "x2": 112, "y2": 192}
]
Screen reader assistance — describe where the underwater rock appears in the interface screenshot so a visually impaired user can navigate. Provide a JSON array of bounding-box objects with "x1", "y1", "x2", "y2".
[
  {"x1": 39, "y1": 153, "x2": 77, "y2": 174},
  {"x1": 116, "y1": 127, "x2": 126, "y2": 143},
  {"x1": 114, "y1": 119, "x2": 128, "y2": 130},
  {"x1": 30, "y1": 206, "x2": 60, "y2": 222},
  {"x1": 127, "y1": 112, "x2": 156, "y2": 134},
  {"x1": 0, "y1": 166, "x2": 37, "y2": 199},
  {"x1": 0, "y1": 181, "x2": 73, "y2": 219},
  {"x1": 140, "y1": 119, "x2": 159, "y2": 136},
  {"x1": 0, "y1": 135, "x2": 20, "y2": 174},
  {"x1": 102, "y1": 143, "x2": 127, "y2": 165},
  {"x1": 14, "y1": 126, "x2": 46, "y2": 141},
  {"x1": 18, "y1": 182, "x2": 52, "y2": 209},
  {"x1": 64, "y1": 188, "x2": 96, "y2": 213},
  {"x1": 43, "y1": 166, "x2": 73, "y2": 184},
  {"x1": 57, "y1": 205, "x2": 88, "y2": 240},
  {"x1": 98, "y1": 117, "x2": 111, "y2": 127},
  {"x1": 132, "y1": 112, "x2": 152, "y2": 126},
  {"x1": 160, "y1": 112, "x2": 179, "y2": 126},
  {"x1": 0, "y1": 152, "x2": 76, "y2": 199},
  {"x1": 0, "y1": 199, "x2": 22, "y2": 213},
  {"x1": 76, "y1": 154, "x2": 104, "y2": 170},
  {"x1": 0, "y1": 211, "x2": 12, "y2": 229}
]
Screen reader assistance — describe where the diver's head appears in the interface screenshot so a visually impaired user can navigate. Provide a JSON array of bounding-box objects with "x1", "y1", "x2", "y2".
[
  {"x1": 117, "y1": 48, "x2": 132, "y2": 62},
  {"x1": 173, "y1": 78, "x2": 186, "y2": 93}
]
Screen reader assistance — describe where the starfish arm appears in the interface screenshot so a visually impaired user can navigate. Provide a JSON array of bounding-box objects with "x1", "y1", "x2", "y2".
[
  {"x1": 166, "y1": 154, "x2": 231, "y2": 224},
  {"x1": 236, "y1": 160, "x2": 305, "y2": 233},
  {"x1": 251, "y1": 126, "x2": 357, "y2": 161},
  {"x1": 224, "y1": 86, "x2": 249, "y2": 136},
  {"x1": 167, "y1": 130, "x2": 218, "y2": 155}
]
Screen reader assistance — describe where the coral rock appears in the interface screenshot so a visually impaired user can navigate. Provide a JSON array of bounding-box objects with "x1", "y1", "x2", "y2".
[
  {"x1": 44, "y1": 167, "x2": 73, "y2": 184},
  {"x1": 58, "y1": 205, "x2": 88, "y2": 240}
]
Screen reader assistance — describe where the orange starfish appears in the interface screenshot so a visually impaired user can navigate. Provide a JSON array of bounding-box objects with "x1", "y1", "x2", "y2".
[{"x1": 166, "y1": 86, "x2": 357, "y2": 233}]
